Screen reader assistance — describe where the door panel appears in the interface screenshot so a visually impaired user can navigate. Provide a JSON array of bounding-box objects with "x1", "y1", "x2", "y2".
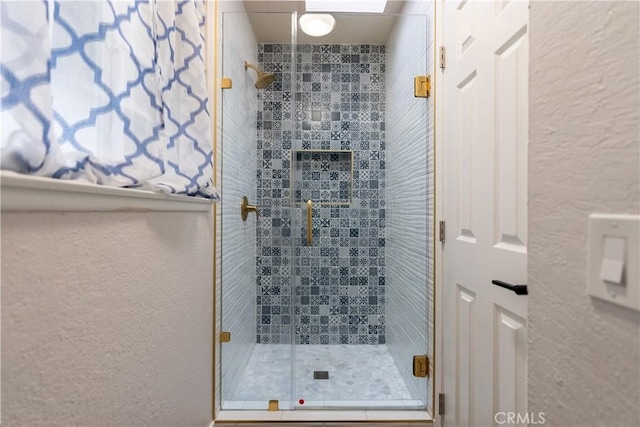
[
  {"x1": 494, "y1": 25, "x2": 528, "y2": 251},
  {"x1": 290, "y1": 12, "x2": 433, "y2": 411},
  {"x1": 456, "y1": 70, "x2": 478, "y2": 243},
  {"x1": 442, "y1": 0, "x2": 528, "y2": 425},
  {"x1": 455, "y1": 285, "x2": 475, "y2": 427},
  {"x1": 493, "y1": 306, "x2": 527, "y2": 419}
]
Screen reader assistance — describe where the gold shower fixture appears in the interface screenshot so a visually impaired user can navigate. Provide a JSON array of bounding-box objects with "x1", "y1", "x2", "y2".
[{"x1": 244, "y1": 61, "x2": 275, "y2": 89}]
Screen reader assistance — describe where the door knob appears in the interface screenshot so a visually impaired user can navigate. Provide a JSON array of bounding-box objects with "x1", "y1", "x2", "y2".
[
  {"x1": 491, "y1": 280, "x2": 528, "y2": 295},
  {"x1": 241, "y1": 196, "x2": 259, "y2": 221}
]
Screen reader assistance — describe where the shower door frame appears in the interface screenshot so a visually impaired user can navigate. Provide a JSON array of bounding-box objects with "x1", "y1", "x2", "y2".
[{"x1": 210, "y1": 1, "x2": 439, "y2": 422}]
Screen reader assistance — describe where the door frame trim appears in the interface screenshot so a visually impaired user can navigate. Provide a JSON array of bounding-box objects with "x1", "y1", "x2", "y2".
[
  {"x1": 211, "y1": 0, "x2": 441, "y2": 421},
  {"x1": 433, "y1": 0, "x2": 445, "y2": 425}
]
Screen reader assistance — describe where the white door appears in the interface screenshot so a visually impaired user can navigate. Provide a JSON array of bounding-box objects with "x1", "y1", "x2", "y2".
[{"x1": 441, "y1": 0, "x2": 528, "y2": 425}]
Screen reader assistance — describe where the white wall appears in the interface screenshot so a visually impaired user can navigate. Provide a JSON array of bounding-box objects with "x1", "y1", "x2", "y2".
[
  {"x1": 385, "y1": 0, "x2": 434, "y2": 411},
  {"x1": 1, "y1": 211, "x2": 213, "y2": 426},
  {"x1": 528, "y1": 1, "x2": 640, "y2": 425},
  {"x1": 218, "y1": 1, "x2": 259, "y2": 403}
]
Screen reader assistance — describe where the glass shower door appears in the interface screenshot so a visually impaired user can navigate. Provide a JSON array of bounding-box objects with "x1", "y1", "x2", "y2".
[
  {"x1": 219, "y1": 7, "x2": 434, "y2": 415},
  {"x1": 288, "y1": 12, "x2": 433, "y2": 411}
]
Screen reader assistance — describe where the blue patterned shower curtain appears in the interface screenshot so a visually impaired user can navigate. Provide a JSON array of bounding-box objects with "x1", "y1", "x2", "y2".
[{"x1": 0, "y1": 0, "x2": 218, "y2": 199}]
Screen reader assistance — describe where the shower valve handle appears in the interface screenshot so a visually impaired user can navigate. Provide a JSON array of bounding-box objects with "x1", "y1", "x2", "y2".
[{"x1": 241, "y1": 196, "x2": 259, "y2": 221}]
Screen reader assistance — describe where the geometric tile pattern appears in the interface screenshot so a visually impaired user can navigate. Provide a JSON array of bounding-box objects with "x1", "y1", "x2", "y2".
[{"x1": 256, "y1": 43, "x2": 386, "y2": 345}]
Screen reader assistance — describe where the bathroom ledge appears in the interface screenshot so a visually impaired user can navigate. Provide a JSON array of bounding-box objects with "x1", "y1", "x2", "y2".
[
  {"x1": 214, "y1": 409, "x2": 433, "y2": 424},
  {"x1": 0, "y1": 171, "x2": 214, "y2": 213}
]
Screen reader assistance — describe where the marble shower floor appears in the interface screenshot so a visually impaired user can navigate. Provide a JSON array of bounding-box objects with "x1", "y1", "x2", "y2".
[{"x1": 225, "y1": 344, "x2": 424, "y2": 410}]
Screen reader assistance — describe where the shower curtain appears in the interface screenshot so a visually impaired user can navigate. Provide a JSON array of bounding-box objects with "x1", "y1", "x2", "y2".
[{"x1": 0, "y1": 0, "x2": 218, "y2": 199}]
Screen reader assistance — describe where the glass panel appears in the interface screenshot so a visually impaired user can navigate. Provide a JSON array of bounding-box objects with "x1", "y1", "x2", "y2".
[
  {"x1": 220, "y1": 7, "x2": 434, "y2": 415},
  {"x1": 220, "y1": 11, "x2": 294, "y2": 411},
  {"x1": 289, "y1": 13, "x2": 432, "y2": 411}
]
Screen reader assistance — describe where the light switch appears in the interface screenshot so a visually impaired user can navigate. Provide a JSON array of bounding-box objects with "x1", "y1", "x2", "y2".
[
  {"x1": 588, "y1": 214, "x2": 640, "y2": 312},
  {"x1": 600, "y1": 236, "x2": 626, "y2": 285}
]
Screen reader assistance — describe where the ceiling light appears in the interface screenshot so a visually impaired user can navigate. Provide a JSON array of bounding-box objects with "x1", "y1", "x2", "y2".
[
  {"x1": 305, "y1": 0, "x2": 388, "y2": 13},
  {"x1": 299, "y1": 14, "x2": 336, "y2": 37}
]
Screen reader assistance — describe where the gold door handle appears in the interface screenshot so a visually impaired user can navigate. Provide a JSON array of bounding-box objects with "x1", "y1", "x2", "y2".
[
  {"x1": 306, "y1": 199, "x2": 313, "y2": 246},
  {"x1": 241, "y1": 196, "x2": 259, "y2": 221}
]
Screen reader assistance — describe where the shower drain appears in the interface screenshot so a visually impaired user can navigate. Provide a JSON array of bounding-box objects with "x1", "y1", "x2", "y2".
[{"x1": 313, "y1": 371, "x2": 329, "y2": 380}]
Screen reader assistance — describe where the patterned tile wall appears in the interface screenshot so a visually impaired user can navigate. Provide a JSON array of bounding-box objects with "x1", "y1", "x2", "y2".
[{"x1": 256, "y1": 43, "x2": 386, "y2": 345}]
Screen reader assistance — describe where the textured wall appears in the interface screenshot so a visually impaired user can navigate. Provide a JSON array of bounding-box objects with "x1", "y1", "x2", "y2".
[
  {"x1": 385, "y1": 0, "x2": 433, "y2": 409},
  {"x1": 1, "y1": 212, "x2": 213, "y2": 426},
  {"x1": 256, "y1": 43, "x2": 387, "y2": 345},
  {"x1": 219, "y1": 7, "x2": 259, "y2": 402},
  {"x1": 529, "y1": 1, "x2": 640, "y2": 425}
]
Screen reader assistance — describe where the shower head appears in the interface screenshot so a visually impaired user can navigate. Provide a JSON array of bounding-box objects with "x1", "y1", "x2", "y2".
[{"x1": 244, "y1": 62, "x2": 276, "y2": 89}]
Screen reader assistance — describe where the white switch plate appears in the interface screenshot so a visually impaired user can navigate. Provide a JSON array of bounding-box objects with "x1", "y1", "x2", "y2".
[{"x1": 588, "y1": 214, "x2": 640, "y2": 311}]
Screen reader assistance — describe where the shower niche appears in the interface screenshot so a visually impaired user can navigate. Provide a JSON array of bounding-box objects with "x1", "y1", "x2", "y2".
[{"x1": 293, "y1": 150, "x2": 353, "y2": 205}]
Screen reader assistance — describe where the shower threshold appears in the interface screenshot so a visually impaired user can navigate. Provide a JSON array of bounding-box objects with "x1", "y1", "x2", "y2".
[
  {"x1": 222, "y1": 398, "x2": 425, "y2": 410},
  {"x1": 214, "y1": 408, "x2": 433, "y2": 423}
]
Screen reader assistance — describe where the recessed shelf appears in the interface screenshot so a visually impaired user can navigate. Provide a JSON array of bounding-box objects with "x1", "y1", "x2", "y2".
[{"x1": 292, "y1": 150, "x2": 353, "y2": 205}]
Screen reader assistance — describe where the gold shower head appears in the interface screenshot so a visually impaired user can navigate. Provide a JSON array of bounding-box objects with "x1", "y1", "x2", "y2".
[{"x1": 244, "y1": 61, "x2": 276, "y2": 89}]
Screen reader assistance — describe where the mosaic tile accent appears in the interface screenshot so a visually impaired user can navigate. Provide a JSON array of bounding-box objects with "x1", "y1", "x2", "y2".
[{"x1": 256, "y1": 44, "x2": 386, "y2": 345}]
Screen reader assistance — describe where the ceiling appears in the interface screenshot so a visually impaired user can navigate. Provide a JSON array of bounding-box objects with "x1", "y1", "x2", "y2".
[{"x1": 242, "y1": 0, "x2": 406, "y2": 44}]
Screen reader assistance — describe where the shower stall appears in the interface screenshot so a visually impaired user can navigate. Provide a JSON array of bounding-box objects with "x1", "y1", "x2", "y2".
[{"x1": 219, "y1": 3, "x2": 434, "y2": 413}]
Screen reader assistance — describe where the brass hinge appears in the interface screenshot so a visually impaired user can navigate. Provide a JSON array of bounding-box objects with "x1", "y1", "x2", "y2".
[
  {"x1": 414, "y1": 75, "x2": 431, "y2": 98},
  {"x1": 220, "y1": 331, "x2": 231, "y2": 343},
  {"x1": 439, "y1": 393, "x2": 445, "y2": 415},
  {"x1": 439, "y1": 220, "x2": 445, "y2": 243},
  {"x1": 221, "y1": 77, "x2": 232, "y2": 89},
  {"x1": 439, "y1": 46, "x2": 446, "y2": 70},
  {"x1": 412, "y1": 355, "x2": 429, "y2": 378}
]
